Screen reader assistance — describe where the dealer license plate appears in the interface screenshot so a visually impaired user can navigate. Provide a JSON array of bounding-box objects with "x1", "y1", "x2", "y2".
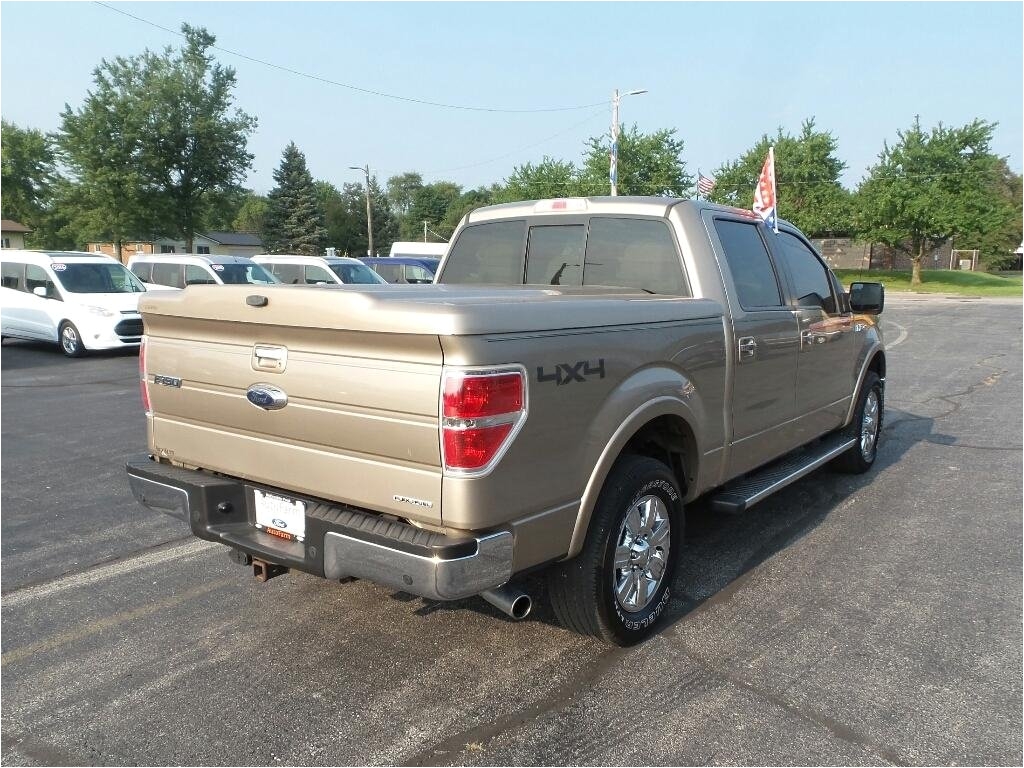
[{"x1": 253, "y1": 490, "x2": 306, "y2": 542}]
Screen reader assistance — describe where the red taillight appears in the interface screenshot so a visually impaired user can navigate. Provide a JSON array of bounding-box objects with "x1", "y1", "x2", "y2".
[
  {"x1": 443, "y1": 424, "x2": 514, "y2": 471},
  {"x1": 443, "y1": 372, "x2": 523, "y2": 419},
  {"x1": 441, "y1": 369, "x2": 526, "y2": 473},
  {"x1": 139, "y1": 337, "x2": 151, "y2": 413}
]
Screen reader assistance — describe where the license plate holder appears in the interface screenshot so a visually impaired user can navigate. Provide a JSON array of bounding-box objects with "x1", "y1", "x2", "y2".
[{"x1": 253, "y1": 489, "x2": 306, "y2": 542}]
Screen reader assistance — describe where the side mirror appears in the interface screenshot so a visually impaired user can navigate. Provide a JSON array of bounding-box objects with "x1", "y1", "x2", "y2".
[
  {"x1": 33, "y1": 286, "x2": 49, "y2": 298},
  {"x1": 849, "y1": 282, "x2": 884, "y2": 314}
]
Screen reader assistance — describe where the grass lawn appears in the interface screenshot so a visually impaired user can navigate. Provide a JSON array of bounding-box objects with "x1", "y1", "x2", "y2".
[{"x1": 834, "y1": 269, "x2": 1023, "y2": 298}]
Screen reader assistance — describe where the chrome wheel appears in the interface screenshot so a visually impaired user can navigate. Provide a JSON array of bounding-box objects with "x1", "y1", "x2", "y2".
[
  {"x1": 860, "y1": 390, "x2": 879, "y2": 461},
  {"x1": 61, "y1": 324, "x2": 81, "y2": 356},
  {"x1": 612, "y1": 494, "x2": 671, "y2": 613}
]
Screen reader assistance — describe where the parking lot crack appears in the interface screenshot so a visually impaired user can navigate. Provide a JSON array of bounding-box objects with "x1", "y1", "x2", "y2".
[
  {"x1": 687, "y1": 655, "x2": 908, "y2": 766},
  {"x1": 400, "y1": 646, "x2": 627, "y2": 766}
]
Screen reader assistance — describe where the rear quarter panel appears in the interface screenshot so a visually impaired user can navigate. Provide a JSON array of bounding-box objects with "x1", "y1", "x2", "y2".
[{"x1": 441, "y1": 310, "x2": 726, "y2": 569}]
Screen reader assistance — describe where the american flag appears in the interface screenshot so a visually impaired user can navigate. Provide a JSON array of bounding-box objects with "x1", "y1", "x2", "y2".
[
  {"x1": 752, "y1": 146, "x2": 778, "y2": 233},
  {"x1": 697, "y1": 173, "x2": 716, "y2": 197}
]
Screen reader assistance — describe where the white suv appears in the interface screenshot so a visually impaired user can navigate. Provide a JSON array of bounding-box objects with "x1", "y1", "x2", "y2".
[
  {"x1": 127, "y1": 253, "x2": 277, "y2": 289},
  {"x1": 252, "y1": 254, "x2": 385, "y2": 285},
  {"x1": 0, "y1": 250, "x2": 148, "y2": 357}
]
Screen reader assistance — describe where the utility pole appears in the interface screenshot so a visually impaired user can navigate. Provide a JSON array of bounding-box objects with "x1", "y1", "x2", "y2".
[
  {"x1": 610, "y1": 88, "x2": 648, "y2": 196},
  {"x1": 423, "y1": 221, "x2": 428, "y2": 243},
  {"x1": 349, "y1": 164, "x2": 373, "y2": 256}
]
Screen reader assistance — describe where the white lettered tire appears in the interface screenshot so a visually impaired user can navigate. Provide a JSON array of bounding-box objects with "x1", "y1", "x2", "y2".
[{"x1": 547, "y1": 455, "x2": 682, "y2": 645}]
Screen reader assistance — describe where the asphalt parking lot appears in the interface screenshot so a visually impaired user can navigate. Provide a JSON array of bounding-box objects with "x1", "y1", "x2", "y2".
[{"x1": 1, "y1": 294, "x2": 1021, "y2": 766}]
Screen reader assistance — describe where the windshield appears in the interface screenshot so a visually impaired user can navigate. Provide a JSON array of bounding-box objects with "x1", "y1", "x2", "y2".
[
  {"x1": 331, "y1": 263, "x2": 386, "y2": 284},
  {"x1": 53, "y1": 262, "x2": 147, "y2": 294},
  {"x1": 213, "y1": 263, "x2": 278, "y2": 285}
]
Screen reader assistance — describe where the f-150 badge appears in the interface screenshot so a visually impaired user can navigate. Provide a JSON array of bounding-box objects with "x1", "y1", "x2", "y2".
[{"x1": 537, "y1": 359, "x2": 605, "y2": 386}]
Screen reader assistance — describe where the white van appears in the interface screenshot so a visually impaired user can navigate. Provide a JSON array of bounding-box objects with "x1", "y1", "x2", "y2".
[
  {"x1": 388, "y1": 241, "x2": 448, "y2": 259},
  {"x1": 251, "y1": 254, "x2": 385, "y2": 285},
  {"x1": 0, "y1": 250, "x2": 147, "y2": 357},
  {"x1": 127, "y1": 253, "x2": 277, "y2": 289}
]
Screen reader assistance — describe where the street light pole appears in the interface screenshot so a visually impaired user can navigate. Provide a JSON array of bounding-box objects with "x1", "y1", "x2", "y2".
[
  {"x1": 610, "y1": 88, "x2": 648, "y2": 196},
  {"x1": 349, "y1": 164, "x2": 373, "y2": 256}
]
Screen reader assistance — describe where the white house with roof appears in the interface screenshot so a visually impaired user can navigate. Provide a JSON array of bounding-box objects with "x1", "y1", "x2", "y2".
[{"x1": 1, "y1": 220, "x2": 32, "y2": 249}]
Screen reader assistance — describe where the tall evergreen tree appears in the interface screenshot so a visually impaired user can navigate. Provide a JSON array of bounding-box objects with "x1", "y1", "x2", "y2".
[{"x1": 262, "y1": 142, "x2": 328, "y2": 255}]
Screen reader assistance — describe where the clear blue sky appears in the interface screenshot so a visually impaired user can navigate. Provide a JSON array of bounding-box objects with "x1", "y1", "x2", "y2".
[{"x1": 2, "y1": 1, "x2": 1021, "y2": 195}]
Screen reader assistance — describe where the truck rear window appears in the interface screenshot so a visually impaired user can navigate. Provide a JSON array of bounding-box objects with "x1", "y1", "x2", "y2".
[
  {"x1": 440, "y1": 221, "x2": 526, "y2": 284},
  {"x1": 583, "y1": 218, "x2": 687, "y2": 295},
  {"x1": 441, "y1": 216, "x2": 688, "y2": 296}
]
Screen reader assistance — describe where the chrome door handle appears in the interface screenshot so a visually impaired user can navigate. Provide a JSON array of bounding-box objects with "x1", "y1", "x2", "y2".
[{"x1": 738, "y1": 336, "x2": 757, "y2": 360}]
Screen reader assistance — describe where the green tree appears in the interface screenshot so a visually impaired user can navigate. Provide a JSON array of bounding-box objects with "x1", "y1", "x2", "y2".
[
  {"x1": 1, "y1": 120, "x2": 57, "y2": 226},
  {"x1": 328, "y1": 182, "x2": 366, "y2": 255},
  {"x1": 710, "y1": 119, "x2": 853, "y2": 237},
  {"x1": 857, "y1": 117, "x2": 1005, "y2": 285},
  {"x1": 58, "y1": 54, "x2": 164, "y2": 261},
  {"x1": 493, "y1": 157, "x2": 581, "y2": 203},
  {"x1": 579, "y1": 125, "x2": 692, "y2": 197},
  {"x1": 962, "y1": 158, "x2": 1022, "y2": 271},
  {"x1": 203, "y1": 187, "x2": 252, "y2": 231},
  {"x1": 232, "y1": 191, "x2": 270, "y2": 236},
  {"x1": 402, "y1": 181, "x2": 462, "y2": 241},
  {"x1": 58, "y1": 24, "x2": 256, "y2": 257},
  {"x1": 386, "y1": 172, "x2": 423, "y2": 217},
  {"x1": 440, "y1": 187, "x2": 495, "y2": 238},
  {"x1": 0, "y1": 120, "x2": 80, "y2": 249},
  {"x1": 263, "y1": 142, "x2": 328, "y2": 255}
]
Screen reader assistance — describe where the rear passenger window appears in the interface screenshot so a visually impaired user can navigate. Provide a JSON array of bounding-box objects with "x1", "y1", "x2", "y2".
[
  {"x1": 152, "y1": 263, "x2": 184, "y2": 289},
  {"x1": 525, "y1": 225, "x2": 585, "y2": 286},
  {"x1": 584, "y1": 218, "x2": 688, "y2": 296},
  {"x1": 2, "y1": 262, "x2": 24, "y2": 290},
  {"x1": 130, "y1": 263, "x2": 153, "y2": 283},
  {"x1": 25, "y1": 265, "x2": 56, "y2": 297},
  {"x1": 270, "y1": 263, "x2": 304, "y2": 284},
  {"x1": 373, "y1": 264, "x2": 402, "y2": 283},
  {"x1": 713, "y1": 220, "x2": 783, "y2": 309},
  {"x1": 441, "y1": 221, "x2": 526, "y2": 284},
  {"x1": 184, "y1": 265, "x2": 216, "y2": 285},
  {"x1": 405, "y1": 265, "x2": 433, "y2": 284},
  {"x1": 304, "y1": 265, "x2": 334, "y2": 284},
  {"x1": 775, "y1": 231, "x2": 836, "y2": 313}
]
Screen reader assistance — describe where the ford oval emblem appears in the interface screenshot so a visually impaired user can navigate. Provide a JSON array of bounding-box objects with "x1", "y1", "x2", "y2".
[
  {"x1": 272, "y1": 518, "x2": 288, "y2": 529},
  {"x1": 246, "y1": 384, "x2": 288, "y2": 410}
]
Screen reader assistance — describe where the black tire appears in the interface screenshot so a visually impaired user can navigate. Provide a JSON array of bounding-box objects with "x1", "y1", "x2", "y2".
[
  {"x1": 832, "y1": 371, "x2": 883, "y2": 474},
  {"x1": 547, "y1": 454, "x2": 682, "y2": 645},
  {"x1": 58, "y1": 321, "x2": 86, "y2": 358}
]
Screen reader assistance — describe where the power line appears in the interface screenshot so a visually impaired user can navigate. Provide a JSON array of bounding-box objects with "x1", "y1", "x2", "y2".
[
  {"x1": 414, "y1": 108, "x2": 608, "y2": 176},
  {"x1": 93, "y1": 2, "x2": 606, "y2": 114}
]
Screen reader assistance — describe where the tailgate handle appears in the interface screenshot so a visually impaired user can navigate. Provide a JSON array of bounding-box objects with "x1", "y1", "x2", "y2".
[{"x1": 252, "y1": 345, "x2": 288, "y2": 372}]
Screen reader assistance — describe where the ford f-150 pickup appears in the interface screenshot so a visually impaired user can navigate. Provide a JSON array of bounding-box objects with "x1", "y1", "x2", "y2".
[{"x1": 126, "y1": 197, "x2": 886, "y2": 645}]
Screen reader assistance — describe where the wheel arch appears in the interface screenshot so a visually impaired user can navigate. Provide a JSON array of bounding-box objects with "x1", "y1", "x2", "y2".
[
  {"x1": 566, "y1": 398, "x2": 701, "y2": 559},
  {"x1": 845, "y1": 346, "x2": 886, "y2": 426}
]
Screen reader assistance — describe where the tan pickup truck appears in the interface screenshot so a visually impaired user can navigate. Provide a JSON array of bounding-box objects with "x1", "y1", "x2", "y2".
[{"x1": 127, "y1": 197, "x2": 886, "y2": 645}]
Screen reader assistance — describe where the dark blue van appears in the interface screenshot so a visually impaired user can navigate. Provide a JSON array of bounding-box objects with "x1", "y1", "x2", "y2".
[{"x1": 359, "y1": 257, "x2": 440, "y2": 284}]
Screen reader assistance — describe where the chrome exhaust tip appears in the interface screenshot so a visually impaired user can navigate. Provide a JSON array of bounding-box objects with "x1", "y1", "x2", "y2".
[{"x1": 480, "y1": 585, "x2": 532, "y2": 620}]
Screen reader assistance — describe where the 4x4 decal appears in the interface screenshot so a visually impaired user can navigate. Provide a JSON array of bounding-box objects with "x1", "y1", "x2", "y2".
[{"x1": 537, "y1": 359, "x2": 605, "y2": 386}]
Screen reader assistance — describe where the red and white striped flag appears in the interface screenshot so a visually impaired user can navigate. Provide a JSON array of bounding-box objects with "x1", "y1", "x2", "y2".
[
  {"x1": 697, "y1": 173, "x2": 716, "y2": 197},
  {"x1": 752, "y1": 146, "x2": 778, "y2": 232}
]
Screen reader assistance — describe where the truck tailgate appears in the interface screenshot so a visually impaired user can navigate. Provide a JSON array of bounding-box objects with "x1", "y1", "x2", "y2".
[{"x1": 141, "y1": 285, "x2": 444, "y2": 523}]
